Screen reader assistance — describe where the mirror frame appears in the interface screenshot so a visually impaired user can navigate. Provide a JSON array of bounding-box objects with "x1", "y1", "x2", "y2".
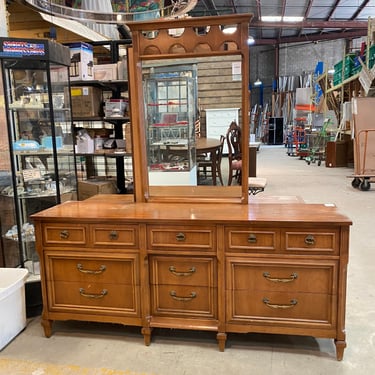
[{"x1": 127, "y1": 14, "x2": 252, "y2": 204}]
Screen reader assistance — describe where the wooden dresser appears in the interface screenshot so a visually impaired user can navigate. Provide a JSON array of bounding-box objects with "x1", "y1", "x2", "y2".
[{"x1": 32, "y1": 196, "x2": 351, "y2": 360}]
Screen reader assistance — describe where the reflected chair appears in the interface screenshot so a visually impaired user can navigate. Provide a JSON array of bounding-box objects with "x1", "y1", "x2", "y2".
[
  {"x1": 226, "y1": 121, "x2": 242, "y2": 185},
  {"x1": 197, "y1": 135, "x2": 225, "y2": 185}
]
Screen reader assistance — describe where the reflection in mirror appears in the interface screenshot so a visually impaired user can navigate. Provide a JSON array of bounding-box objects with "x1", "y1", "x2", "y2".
[
  {"x1": 143, "y1": 63, "x2": 198, "y2": 186},
  {"x1": 142, "y1": 56, "x2": 243, "y2": 189}
]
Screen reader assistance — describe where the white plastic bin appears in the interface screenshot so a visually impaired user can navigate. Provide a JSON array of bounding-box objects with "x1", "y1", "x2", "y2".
[{"x1": 0, "y1": 268, "x2": 29, "y2": 350}]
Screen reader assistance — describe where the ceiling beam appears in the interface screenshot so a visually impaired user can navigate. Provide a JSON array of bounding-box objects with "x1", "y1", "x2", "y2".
[
  {"x1": 250, "y1": 20, "x2": 368, "y2": 29},
  {"x1": 254, "y1": 29, "x2": 368, "y2": 46},
  {"x1": 277, "y1": 0, "x2": 286, "y2": 41},
  {"x1": 298, "y1": 0, "x2": 314, "y2": 37},
  {"x1": 350, "y1": 0, "x2": 370, "y2": 20},
  {"x1": 327, "y1": 0, "x2": 342, "y2": 21}
]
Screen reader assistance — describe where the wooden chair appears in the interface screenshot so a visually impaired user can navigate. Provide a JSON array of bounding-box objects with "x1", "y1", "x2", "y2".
[
  {"x1": 226, "y1": 121, "x2": 242, "y2": 185},
  {"x1": 197, "y1": 135, "x2": 225, "y2": 185}
]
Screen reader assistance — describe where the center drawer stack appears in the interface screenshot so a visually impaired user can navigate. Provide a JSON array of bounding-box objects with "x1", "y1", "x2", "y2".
[{"x1": 147, "y1": 225, "x2": 218, "y2": 324}]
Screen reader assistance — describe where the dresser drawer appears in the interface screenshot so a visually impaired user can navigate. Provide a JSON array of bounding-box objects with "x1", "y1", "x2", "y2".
[
  {"x1": 147, "y1": 225, "x2": 216, "y2": 251},
  {"x1": 91, "y1": 224, "x2": 139, "y2": 249},
  {"x1": 45, "y1": 254, "x2": 139, "y2": 285},
  {"x1": 228, "y1": 290, "x2": 336, "y2": 325},
  {"x1": 226, "y1": 259, "x2": 337, "y2": 294},
  {"x1": 50, "y1": 281, "x2": 139, "y2": 313},
  {"x1": 226, "y1": 258, "x2": 337, "y2": 326},
  {"x1": 45, "y1": 254, "x2": 140, "y2": 314},
  {"x1": 225, "y1": 226, "x2": 278, "y2": 252},
  {"x1": 42, "y1": 224, "x2": 87, "y2": 246},
  {"x1": 150, "y1": 284, "x2": 217, "y2": 318},
  {"x1": 150, "y1": 256, "x2": 216, "y2": 287},
  {"x1": 282, "y1": 228, "x2": 339, "y2": 254}
]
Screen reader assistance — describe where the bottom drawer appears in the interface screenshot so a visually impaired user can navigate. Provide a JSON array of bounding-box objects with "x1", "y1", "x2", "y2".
[
  {"x1": 228, "y1": 290, "x2": 336, "y2": 325},
  {"x1": 151, "y1": 285, "x2": 217, "y2": 319},
  {"x1": 49, "y1": 281, "x2": 139, "y2": 314}
]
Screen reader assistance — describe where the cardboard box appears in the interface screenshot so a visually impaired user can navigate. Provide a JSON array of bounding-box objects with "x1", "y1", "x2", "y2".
[
  {"x1": 69, "y1": 86, "x2": 102, "y2": 118},
  {"x1": 93, "y1": 63, "x2": 118, "y2": 81},
  {"x1": 78, "y1": 179, "x2": 117, "y2": 200},
  {"x1": 65, "y1": 42, "x2": 93, "y2": 81}
]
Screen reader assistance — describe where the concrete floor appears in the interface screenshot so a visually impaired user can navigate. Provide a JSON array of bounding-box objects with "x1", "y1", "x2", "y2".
[{"x1": 1, "y1": 145, "x2": 375, "y2": 374}]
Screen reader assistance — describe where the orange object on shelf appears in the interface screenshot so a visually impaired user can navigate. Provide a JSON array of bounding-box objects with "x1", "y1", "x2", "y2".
[{"x1": 295, "y1": 104, "x2": 316, "y2": 111}]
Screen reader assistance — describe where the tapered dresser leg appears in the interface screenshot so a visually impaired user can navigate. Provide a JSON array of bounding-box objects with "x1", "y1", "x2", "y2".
[
  {"x1": 335, "y1": 339, "x2": 346, "y2": 361},
  {"x1": 41, "y1": 318, "x2": 53, "y2": 338},
  {"x1": 217, "y1": 332, "x2": 227, "y2": 352},
  {"x1": 142, "y1": 327, "x2": 153, "y2": 346}
]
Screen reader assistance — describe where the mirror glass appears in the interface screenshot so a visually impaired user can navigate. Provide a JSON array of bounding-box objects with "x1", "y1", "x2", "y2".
[{"x1": 141, "y1": 55, "x2": 243, "y2": 194}]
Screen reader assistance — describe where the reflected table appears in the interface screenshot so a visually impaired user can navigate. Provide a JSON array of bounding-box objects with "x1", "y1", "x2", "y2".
[{"x1": 196, "y1": 137, "x2": 222, "y2": 185}]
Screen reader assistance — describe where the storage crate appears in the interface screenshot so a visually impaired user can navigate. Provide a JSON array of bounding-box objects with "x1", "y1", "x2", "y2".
[
  {"x1": 344, "y1": 54, "x2": 355, "y2": 79},
  {"x1": 0, "y1": 268, "x2": 28, "y2": 350}
]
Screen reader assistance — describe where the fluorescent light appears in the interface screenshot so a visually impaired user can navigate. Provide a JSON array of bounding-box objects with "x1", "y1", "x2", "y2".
[
  {"x1": 327, "y1": 68, "x2": 335, "y2": 74},
  {"x1": 254, "y1": 79, "x2": 262, "y2": 86},
  {"x1": 261, "y1": 16, "x2": 282, "y2": 22},
  {"x1": 247, "y1": 36, "x2": 255, "y2": 45},
  {"x1": 261, "y1": 16, "x2": 304, "y2": 23},
  {"x1": 283, "y1": 16, "x2": 304, "y2": 22}
]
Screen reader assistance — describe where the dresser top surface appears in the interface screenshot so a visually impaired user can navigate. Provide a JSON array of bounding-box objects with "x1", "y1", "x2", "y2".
[{"x1": 31, "y1": 195, "x2": 352, "y2": 226}]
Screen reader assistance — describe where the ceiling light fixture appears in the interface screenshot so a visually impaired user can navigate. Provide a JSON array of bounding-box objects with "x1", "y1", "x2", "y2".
[
  {"x1": 261, "y1": 16, "x2": 304, "y2": 22},
  {"x1": 261, "y1": 16, "x2": 282, "y2": 22},
  {"x1": 283, "y1": 16, "x2": 304, "y2": 22},
  {"x1": 254, "y1": 78, "x2": 262, "y2": 86}
]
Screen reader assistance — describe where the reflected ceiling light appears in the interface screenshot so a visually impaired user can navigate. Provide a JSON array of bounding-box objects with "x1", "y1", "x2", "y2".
[
  {"x1": 254, "y1": 79, "x2": 262, "y2": 86},
  {"x1": 223, "y1": 25, "x2": 237, "y2": 34},
  {"x1": 247, "y1": 36, "x2": 255, "y2": 45}
]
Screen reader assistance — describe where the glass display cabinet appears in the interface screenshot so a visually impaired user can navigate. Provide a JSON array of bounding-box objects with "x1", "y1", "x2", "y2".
[
  {"x1": 0, "y1": 38, "x2": 76, "y2": 276},
  {"x1": 143, "y1": 64, "x2": 197, "y2": 186}
]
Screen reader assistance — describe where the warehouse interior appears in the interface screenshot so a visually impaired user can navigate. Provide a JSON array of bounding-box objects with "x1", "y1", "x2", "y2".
[{"x1": 0, "y1": 1, "x2": 375, "y2": 374}]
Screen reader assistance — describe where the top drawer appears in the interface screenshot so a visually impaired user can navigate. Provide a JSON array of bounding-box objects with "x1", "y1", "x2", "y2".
[
  {"x1": 282, "y1": 228, "x2": 339, "y2": 255},
  {"x1": 42, "y1": 224, "x2": 87, "y2": 247},
  {"x1": 225, "y1": 226, "x2": 279, "y2": 253},
  {"x1": 91, "y1": 224, "x2": 139, "y2": 249},
  {"x1": 147, "y1": 225, "x2": 216, "y2": 252}
]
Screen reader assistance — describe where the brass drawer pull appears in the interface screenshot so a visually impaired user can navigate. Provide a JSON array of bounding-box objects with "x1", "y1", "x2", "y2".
[
  {"x1": 77, "y1": 263, "x2": 106, "y2": 275},
  {"x1": 60, "y1": 230, "x2": 70, "y2": 239},
  {"x1": 176, "y1": 232, "x2": 186, "y2": 241},
  {"x1": 79, "y1": 288, "x2": 108, "y2": 299},
  {"x1": 170, "y1": 290, "x2": 197, "y2": 301},
  {"x1": 304, "y1": 234, "x2": 315, "y2": 246},
  {"x1": 263, "y1": 298, "x2": 298, "y2": 309},
  {"x1": 169, "y1": 265, "x2": 196, "y2": 276},
  {"x1": 247, "y1": 233, "x2": 257, "y2": 243},
  {"x1": 109, "y1": 230, "x2": 118, "y2": 240},
  {"x1": 263, "y1": 272, "x2": 298, "y2": 283}
]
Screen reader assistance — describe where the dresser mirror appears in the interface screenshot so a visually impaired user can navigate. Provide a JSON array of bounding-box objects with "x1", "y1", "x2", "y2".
[{"x1": 127, "y1": 14, "x2": 252, "y2": 203}]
